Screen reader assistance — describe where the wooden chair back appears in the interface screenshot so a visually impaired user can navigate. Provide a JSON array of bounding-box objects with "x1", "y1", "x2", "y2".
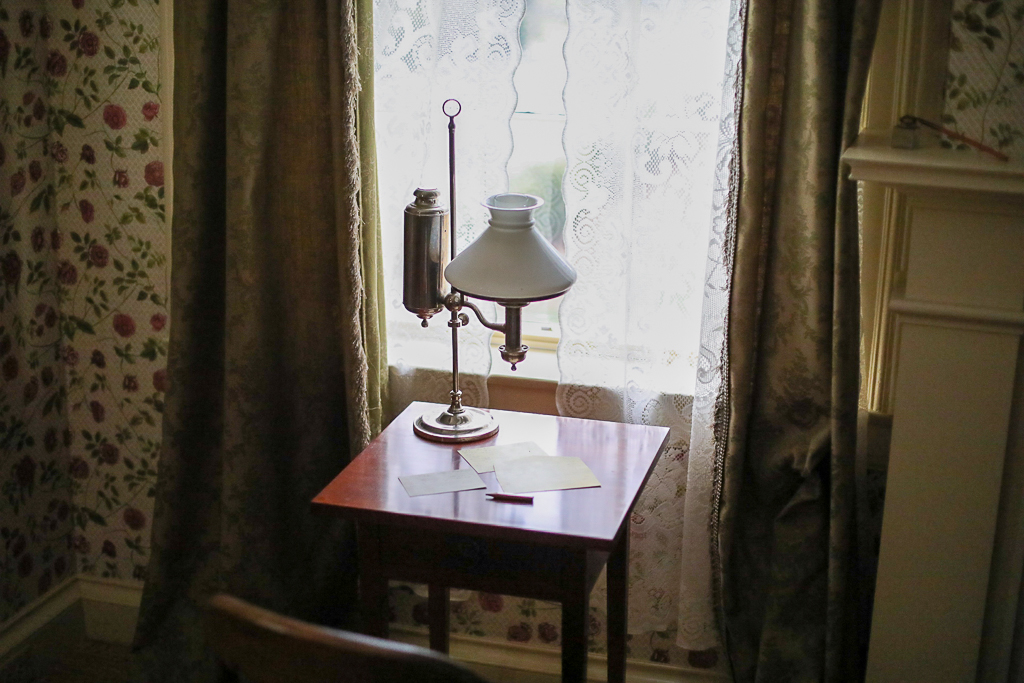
[{"x1": 206, "y1": 594, "x2": 492, "y2": 683}]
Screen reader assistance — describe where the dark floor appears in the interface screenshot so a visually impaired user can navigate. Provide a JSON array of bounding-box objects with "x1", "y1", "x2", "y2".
[
  {"x1": 1, "y1": 601, "x2": 136, "y2": 683},
  {"x1": 39, "y1": 638, "x2": 135, "y2": 683},
  {"x1": 4, "y1": 638, "x2": 135, "y2": 683}
]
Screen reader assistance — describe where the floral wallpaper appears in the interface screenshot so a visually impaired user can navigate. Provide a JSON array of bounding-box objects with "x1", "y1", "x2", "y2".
[
  {"x1": 0, "y1": 0, "x2": 166, "y2": 625},
  {"x1": 944, "y1": 0, "x2": 1024, "y2": 159}
]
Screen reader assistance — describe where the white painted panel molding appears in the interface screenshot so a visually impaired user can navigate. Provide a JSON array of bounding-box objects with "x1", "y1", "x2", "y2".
[
  {"x1": 852, "y1": 2, "x2": 1024, "y2": 677},
  {"x1": 888, "y1": 299, "x2": 1024, "y2": 329},
  {"x1": 847, "y1": 139, "x2": 1024, "y2": 682},
  {"x1": 867, "y1": 322, "x2": 1019, "y2": 682},
  {"x1": 843, "y1": 146, "x2": 1024, "y2": 196},
  {"x1": 903, "y1": 206, "x2": 1024, "y2": 311}
]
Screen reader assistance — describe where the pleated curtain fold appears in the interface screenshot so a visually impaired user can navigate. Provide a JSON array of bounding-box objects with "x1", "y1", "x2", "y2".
[
  {"x1": 712, "y1": 1, "x2": 882, "y2": 681},
  {"x1": 132, "y1": 1, "x2": 386, "y2": 680}
]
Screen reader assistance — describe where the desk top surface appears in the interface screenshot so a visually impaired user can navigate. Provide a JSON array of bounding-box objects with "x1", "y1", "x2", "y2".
[{"x1": 312, "y1": 402, "x2": 670, "y2": 550}]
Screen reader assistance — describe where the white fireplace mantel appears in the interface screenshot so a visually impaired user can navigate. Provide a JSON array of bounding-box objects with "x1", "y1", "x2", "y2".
[
  {"x1": 844, "y1": 145, "x2": 1024, "y2": 196},
  {"x1": 845, "y1": 142, "x2": 1024, "y2": 683}
]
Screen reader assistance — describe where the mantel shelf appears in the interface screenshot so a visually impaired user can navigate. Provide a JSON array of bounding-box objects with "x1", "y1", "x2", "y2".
[{"x1": 843, "y1": 143, "x2": 1024, "y2": 196}]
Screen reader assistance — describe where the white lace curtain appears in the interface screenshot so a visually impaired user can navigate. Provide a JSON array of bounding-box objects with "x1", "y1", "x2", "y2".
[
  {"x1": 375, "y1": 0, "x2": 520, "y2": 409},
  {"x1": 374, "y1": 0, "x2": 733, "y2": 649}
]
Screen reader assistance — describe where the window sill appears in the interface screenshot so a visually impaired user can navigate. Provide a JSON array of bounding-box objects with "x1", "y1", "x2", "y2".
[
  {"x1": 488, "y1": 343, "x2": 558, "y2": 382},
  {"x1": 487, "y1": 345, "x2": 559, "y2": 416},
  {"x1": 386, "y1": 348, "x2": 560, "y2": 420}
]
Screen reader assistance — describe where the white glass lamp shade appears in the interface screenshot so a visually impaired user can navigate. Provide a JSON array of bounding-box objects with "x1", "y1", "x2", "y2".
[{"x1": 445, "y1": 193, "x2": 576, "y2": 302}]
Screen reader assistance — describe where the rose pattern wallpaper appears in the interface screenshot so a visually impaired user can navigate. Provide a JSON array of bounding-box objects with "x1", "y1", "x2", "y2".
[
  {"x1": 0, "y1": 0, "x2": 166, "y2": 624},
  {"x1": 944, "y1": 0, "x2": 1024, "y2": 159}
]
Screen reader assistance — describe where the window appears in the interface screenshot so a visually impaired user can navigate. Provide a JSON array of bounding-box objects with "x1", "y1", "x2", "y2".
[
  {"x1": 375, "y1": 0, "x2": 730, "y2": 394},
  {"x1": 374, "y1": 0, "x2": 555, "y2": 385}
]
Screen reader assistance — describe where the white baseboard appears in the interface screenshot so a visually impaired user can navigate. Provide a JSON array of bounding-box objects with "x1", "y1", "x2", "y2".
[
  {"x1": 0, "y1": 576, "x2": 81, "y2": 661},
  {"x1": 77, "y1": 576, "x2": 143, "y2": 644},
  {"x1": 77, "y1": 575, "x2": 144, "y2": 607},
  {"x1": 390, "y1": 625, "x2": 727, "y2": 683},
  {"x1": 0, "y1": 575, "x2": 145, "y2": 659},
  {"x1": 2, "y1": 579, "x2": 727, "y2": 683}
]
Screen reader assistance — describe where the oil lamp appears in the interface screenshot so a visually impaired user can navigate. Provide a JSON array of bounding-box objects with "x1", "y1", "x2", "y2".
[{"x1": 402, "y1": 99, "x2": 576, "y2": 443}]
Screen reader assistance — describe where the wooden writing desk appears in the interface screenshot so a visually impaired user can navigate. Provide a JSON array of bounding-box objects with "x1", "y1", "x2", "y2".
[{"x1": 312, "y1": 402, "x2": 669, "y2": 683}]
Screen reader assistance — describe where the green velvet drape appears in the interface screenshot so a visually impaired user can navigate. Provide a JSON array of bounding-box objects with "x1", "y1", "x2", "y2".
[
  {"x1": 714, "y1": 1, "x2": 881, "y2": 681},
  {"x1": 132, "y1": 0, "x2": 386, "y2": 679}
]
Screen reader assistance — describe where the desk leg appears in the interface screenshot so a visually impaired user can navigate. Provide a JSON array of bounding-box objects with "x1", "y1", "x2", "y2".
[
  {"x1": 562, "y1": 549, "x2": 589, "y2": 683},
  {"x1": 428, "y1": 584, "x2": 450, "y2": 653},
  {"x1": 357, "y1": 523, "x2": 389, "y2": 638},
  {"x1": 607, "y1": 527, "x2": 629, "y2": 683}
]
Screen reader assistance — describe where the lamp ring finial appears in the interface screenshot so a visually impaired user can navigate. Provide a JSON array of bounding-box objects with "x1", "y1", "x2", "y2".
[{"x1": 442, "y1": 98, "x2": 461, "y2": 119}]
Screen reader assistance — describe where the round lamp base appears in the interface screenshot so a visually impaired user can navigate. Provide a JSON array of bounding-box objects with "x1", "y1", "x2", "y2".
[{"x1": 413, "y1": 406, "x2": 499, "y2": 444}]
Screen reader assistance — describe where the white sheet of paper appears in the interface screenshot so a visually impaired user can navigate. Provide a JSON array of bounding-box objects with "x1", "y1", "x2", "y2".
[
  {"x1": 493, "y1": 456, "x2": 601, "y2": 494},
  {"x1": 458, "y1": 441, "x2": 550, "y2": 474},
  {"x1": 399, "y1": 468, "x2": 486, "y2": 497}
]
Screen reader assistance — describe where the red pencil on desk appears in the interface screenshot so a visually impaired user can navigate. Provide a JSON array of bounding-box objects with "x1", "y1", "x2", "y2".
[{"x1": 486, "y1": 492, "x2": 534, "y2": 504}]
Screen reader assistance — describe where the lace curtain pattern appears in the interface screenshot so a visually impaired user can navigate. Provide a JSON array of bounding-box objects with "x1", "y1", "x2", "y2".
[
  {"x1": 677, "y1": 0, "x2": 746, "y2": 650},
  {"x1": 556, "y1": 0, "x2": 731, "y2": 638},
  {"x1": 375, "y1": 0, "x2": 525, "y2": 412},
  {"x1": 375, "y1": 0, "x2": 733, "y2": 646}
]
